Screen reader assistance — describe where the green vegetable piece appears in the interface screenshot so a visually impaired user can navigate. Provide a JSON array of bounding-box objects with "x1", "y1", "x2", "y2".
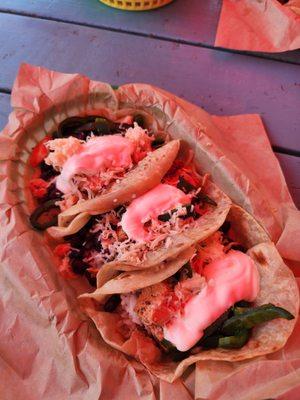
[
  {"x1": 235, "y1": 300, "x2": 251, "y2": 308},
  {"x1": 29, "y1": 198, "x2": 61, "y2": 230},
  {"x1": 133, "y1": 114, "x2": 145, "y2": 128},
  {"x1": 180, "y1": 262, "x2": 193, "y2": 279},
  {"x1": 151, "y1": 138, "x2": 165, "y2": 149},
  {"x1": 194, "y1": 192, "x2": 217, "y2": 207},
  {"x1": 219, "y1": 330, "x2": 250, "y2": 349},
  {"x1": 200, "y1": 334, "x2": 223, "y2": 349},
  {"x1": 202, "y1": 310, "x2": 230, "y2": 339},
  {"x1": 233, "y1": 306, "x2": 250, "y2": 316},
  {"x1": 57, "y1": 116, "x2": 88, "y2": 137},
  {"x1": 177, "y1": 176, "x2": 195, "y2": 193},
  {"x1": 160, "y1": 339, "x2": 189, "y2": 361},
  {"x1": 160, "y1": 338, "x2": 176, "y2": 352},
  {"x1": 157, "y1": 212, "x2": 171, "y2": 222},
  {"x1": 111, "y1": 85, "x2": 119, "y2": 90},
  {"x1": 95, "y1": 117, "x2": 113, "y2": 135},
  {"x1": 222, "y1": 304, "x2": 294, "y2": 336}
]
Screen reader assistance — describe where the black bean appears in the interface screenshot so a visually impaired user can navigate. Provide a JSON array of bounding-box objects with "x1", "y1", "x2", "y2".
[
  {"x1": 220, "y1": 221, "x2": 231, "y2": 234},
  {"x1": 177, "y1": 176, "x2": 196, "y2": 194},
  {"x1": 40, "y1": 161, "x2": 59, "y2": 181},
  {"x1": 115, "y1": 205, "x2": 126, "y2": 217},
  {"x1": 41, "y1": 183, "x2": 63, "y2": 202},
  {"x1": 133, "y1": 114, "x2": 145, "y2": 128},
  {"x1": 69, "y1": 249, "x2": 84, "y2": 260},
  {"x1": 157, "y1": 212, "x2": 171, "y2": 222},
  {"x1": 103, "y1": 295, "x2": 121, "y2": 312},
  {"x1": 71, "y1": 259, "x2": 89, "y2": 275},
  {"x1": 151, "y1": 138, "x2": 165, "y2": 149},
  {"x1": 231, "y1": 244, "x2": 247, "y2": 253},
  {"x1": 85, "y1": 270, "x2": 97, "y2": 287}
]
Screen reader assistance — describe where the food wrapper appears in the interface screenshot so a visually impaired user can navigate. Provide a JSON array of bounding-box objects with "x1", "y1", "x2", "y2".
[
  {"x1": 215, "y1": 0, "x2": 300, "y2": 52},
  {"x1": 0, "y1": 63, "x2": 299, "y2": 399}
]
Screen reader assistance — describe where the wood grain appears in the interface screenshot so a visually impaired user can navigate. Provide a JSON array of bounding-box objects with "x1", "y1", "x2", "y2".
[
  {"x1": 1, "y1": 0, "x2": 300, "y2": 64},
  {"x1": 0, "y1": 13, "x2": 299, "y2": 152},
  {"x1": 0, "y1": 89, "x2": 298, "y2": 207}
]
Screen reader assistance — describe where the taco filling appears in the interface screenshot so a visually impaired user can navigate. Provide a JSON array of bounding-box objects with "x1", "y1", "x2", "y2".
[
  {"x1": 99, "y1": 227, "x2": 294, "y2": 357},
  {"x1": 28, "y1": 115, "x2": 153, "y2": 217}
]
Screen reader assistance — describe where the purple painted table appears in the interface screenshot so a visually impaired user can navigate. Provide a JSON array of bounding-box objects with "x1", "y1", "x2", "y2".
[{"x1": 0, "y1": 0, "x2": 299, "y2": 207}]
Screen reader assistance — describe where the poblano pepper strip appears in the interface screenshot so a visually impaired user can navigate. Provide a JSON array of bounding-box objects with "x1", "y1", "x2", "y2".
[
  {"x1": 218, "y1": 330, "x2": 250, "y2": 349},
  {"x1": 160, "y1": 339, "x2": 190, "y2": 361},
  {"x1": 94, "y1": 117, "x2": 117, "y2": 135},
  {"x1": 222, "y1": 304, "x2": 294, "y2": 336},
  {"x1": 200, "y1": 310, "x2": 231, "y2": 340},
  {"x1": 199, "y1": 334, "x2": 223, "y2": 349},
  {"x1": 133, "y1": 114, "x2": 145, "y2": 128},
  {"x1": 30, "y1": 198, "x2": 61, "y2": 230}
]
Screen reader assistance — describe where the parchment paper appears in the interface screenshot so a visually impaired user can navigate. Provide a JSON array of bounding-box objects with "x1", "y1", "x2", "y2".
[
  {"x1": 0, "y1": 63, "x2": 299, "y2": 399},
  {"x1": 216, "y1": 0, "x2": 300, "y2": 52}
]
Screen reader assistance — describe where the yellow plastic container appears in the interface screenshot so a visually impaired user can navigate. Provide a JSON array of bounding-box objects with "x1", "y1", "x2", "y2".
[{"x1": 99, "y1": 0, "x2": 174, "y2": 11}]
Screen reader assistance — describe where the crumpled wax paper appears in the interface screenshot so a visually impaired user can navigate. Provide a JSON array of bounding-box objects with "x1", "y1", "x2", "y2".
[
  {"x1": 215, "y1": 0, "x2": 300, "y2": 52},
  {"x1": 0, "y1": 63, "x2": 299, "y2": 400}
]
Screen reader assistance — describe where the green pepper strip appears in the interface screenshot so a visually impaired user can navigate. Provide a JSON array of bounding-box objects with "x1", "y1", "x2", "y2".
[
  {"x1": 195, "y1": 192, "x2": 217, "y2": 207},
  {"x1": 133, "y1": 114, "x2": 145, "y2": 128},
  {"x1": 159, "y1": 339, "x2": 190, "y2": 361},
  {"x1": 219, "y1": 330, "x2": 250, "y2": 349},
  {"x1": 222, "y1": 303, "x2": 294, "y2": 336},
  {"x1": 29, "y1": 198, "x2": 61, "y2": 230}
]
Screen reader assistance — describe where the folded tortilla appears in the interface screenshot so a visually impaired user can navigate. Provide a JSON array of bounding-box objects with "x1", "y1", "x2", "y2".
[{"x1": 79, "y1": 205, "x2": 299, "y2": 382}]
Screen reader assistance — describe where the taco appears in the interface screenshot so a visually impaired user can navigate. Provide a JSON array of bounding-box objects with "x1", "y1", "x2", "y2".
[{"x1": 80, "y1": 205, "x2": 299, "y2": 382}]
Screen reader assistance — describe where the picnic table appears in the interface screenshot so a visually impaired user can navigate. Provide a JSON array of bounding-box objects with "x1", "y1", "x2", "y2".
[{"x1": 0, "y1": 0, "x2": 299, "y2": 207}]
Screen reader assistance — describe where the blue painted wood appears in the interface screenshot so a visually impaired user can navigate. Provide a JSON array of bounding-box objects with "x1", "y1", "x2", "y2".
[
  {"x1": 0, "y1": 0, "x2": 221, "y2": 45},
  {"x1": 1, "y1": 0, "x2": 300, "y2": 65},
  {"x1": 0, "y1": 93, "x2": 11, "y2": 130},
  {"x1": 0, "y1": 13, "x2": 299, "y2": 152}
]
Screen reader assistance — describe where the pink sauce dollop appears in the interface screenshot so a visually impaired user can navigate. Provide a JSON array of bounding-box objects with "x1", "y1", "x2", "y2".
[
  {"x1": 121, "y1": 184, "x2": 190, "y2": 242},
  {"x1": 163, "y1": 250, "x2": 260, "y2": 351},
  {"x1": 56, "y1": 135, "x2": 134, "y2": 193}
]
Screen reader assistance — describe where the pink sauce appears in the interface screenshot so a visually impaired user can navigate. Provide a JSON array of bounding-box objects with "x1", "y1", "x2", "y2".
[
  {"x1": 163, "y1": 250, "x2": 260, "y2": 351},
  {"x1": 56, "y1": 136, "x2": 134, "y2": 193},
  {"x1": 121, "y1": 184, "x2": 190, "y2": 242}
]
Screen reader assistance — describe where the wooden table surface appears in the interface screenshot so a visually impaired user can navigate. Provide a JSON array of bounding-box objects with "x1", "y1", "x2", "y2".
[{"x1": 0, "y1": 0, "x2": 299, "y2": 207}]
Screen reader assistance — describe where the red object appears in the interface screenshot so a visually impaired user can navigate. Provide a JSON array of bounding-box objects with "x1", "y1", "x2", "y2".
[
  {"x1": 29, "y1": 178, "x2": 49, "y2": 198},
  {"x1": 29, "y1": 136, "x2": 51, "y2": 167},
  {"x1": 54, "y1": 244, "x2": 76, "y2": 279},
  {"x1": 58, "y1": 257, "x2": 77, "y2": 279},
  {"x1": 152, "y1": 293, "x2": 178, "y2": 325},
  {"x1": 54, "y1": 243, "x2": 71, "y2": 257},
  {"x1": 132, "y1": 150, "x2": 148, "y2": 164}
]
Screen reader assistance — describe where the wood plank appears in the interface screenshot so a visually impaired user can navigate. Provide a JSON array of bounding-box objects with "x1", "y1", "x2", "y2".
[
  {"x1": 0, "y1": 92, "x2": 11, "y2": 130},
  {"x1": 0, "y1": 0, "x2": 222, "y2": 46},
  {"x1": 0, "y1": 13, "x2": 299, "y2": 152},
  {"x1": 0, "y1": 90, "x2": 298, "y2": 207},
  {"x1": 2, "y1": 1, "x2": 300, "y2": 65}
]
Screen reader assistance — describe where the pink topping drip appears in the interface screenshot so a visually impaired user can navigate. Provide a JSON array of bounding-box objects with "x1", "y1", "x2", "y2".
[
  {"x1": 163, "y1": 250, "x2": 260, "y2": 351},
  {"x1": 121, "y1": 184, "x2": 190, "y2": 243},
  {"x1": 56, "y1": 135, "x2": 134, "y2": 193}
]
